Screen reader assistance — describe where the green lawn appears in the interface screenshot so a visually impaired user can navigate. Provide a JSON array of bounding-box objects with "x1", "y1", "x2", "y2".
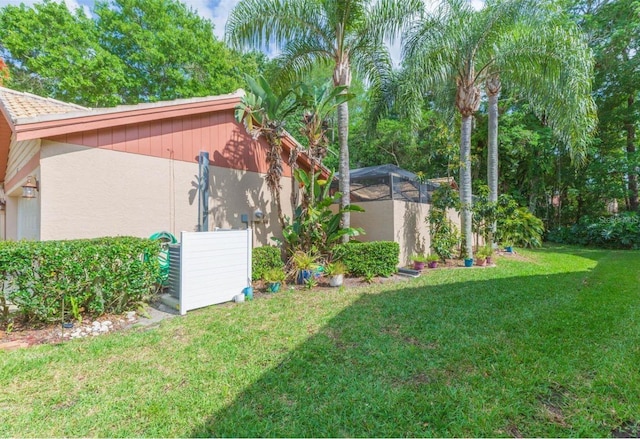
[{"x1": 1, "y1": 246, "x2": 639, "y2": 437}]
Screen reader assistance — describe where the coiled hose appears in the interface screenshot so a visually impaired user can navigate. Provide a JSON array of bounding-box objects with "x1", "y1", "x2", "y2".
[{"x1": 149, "y1": 231, "x2": 178, "y2": 285}]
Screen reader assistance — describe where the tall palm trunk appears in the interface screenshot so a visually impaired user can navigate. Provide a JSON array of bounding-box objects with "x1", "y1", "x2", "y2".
[
  {"x1": 626, "y1": 95, "x2": 638, "y2": 211},
  {"x1": 460, "y1": 114, "x2": 474, "y2": 259},
  {"x1": 334, "y1": 60, "x2": 352, "y2": 242},
  {"x1": 486, "y1": 75, "x2": 501, "y2": 245},
  {"x1": 456, "y1": 74, "x2": 480, "y2": 260}
]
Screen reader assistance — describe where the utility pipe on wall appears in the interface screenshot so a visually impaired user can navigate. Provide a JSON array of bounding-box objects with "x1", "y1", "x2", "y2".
[{"x1": 198, "y1": 151, "x2": 209, "y2": 232}]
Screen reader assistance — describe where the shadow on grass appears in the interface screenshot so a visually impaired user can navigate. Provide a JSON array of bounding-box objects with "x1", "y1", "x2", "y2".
[{"x1": 191, "y1": 249, "x2": 638, "y2": 437}]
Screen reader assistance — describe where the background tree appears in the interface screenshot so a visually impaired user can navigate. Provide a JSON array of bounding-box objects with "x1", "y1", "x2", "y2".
[
  {"x1": 0, "y1": 0, "x2": 260, "y2": 106},
  {"x1": 402, "y1": 0, "x2": 595, "y2": 256},
  {"x1": 572, "y1": 0, "x2": 640, "y2": 211},
  {"x1": 0, "y1": 0, "x2": 126, "y2": 106},
  {"x1": 226, "y1": 0, "x2": 421, "y2": 241}
]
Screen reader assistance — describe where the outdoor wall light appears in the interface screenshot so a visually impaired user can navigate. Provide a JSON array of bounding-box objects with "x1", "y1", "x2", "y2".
[
  {"x1": 0, "y1": 200, "x2": 5, "y2": 211},
  {"x1": 22, "y1": 176, "x2": 38, "y2": 199}
]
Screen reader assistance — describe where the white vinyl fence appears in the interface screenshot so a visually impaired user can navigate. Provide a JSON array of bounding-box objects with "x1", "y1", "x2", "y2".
[{"x1": 178, "y1": 230, "x2": 251, "y2": 315}]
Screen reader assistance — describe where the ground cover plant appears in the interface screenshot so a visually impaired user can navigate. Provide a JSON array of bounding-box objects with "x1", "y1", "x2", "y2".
[{"x1": 1, "y1": 246, "x2": 639, "y2": 437}]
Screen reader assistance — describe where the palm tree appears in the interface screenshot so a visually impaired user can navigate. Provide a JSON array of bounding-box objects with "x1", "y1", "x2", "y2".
[
  {"x1": 402, "y1": 0, "x2": 485, "y2": 260},
  {"x1": 226, "y1": 0, "x2": 421, "y2": 242},
  {"x1": 402, "y1": 0, "x2": 596, "y2": 258},
  {"x1": 483, "y1": 0, "x2": 596, "y2": 244},
  {"x1": 235, "y1": 74, "x2": 298, "y2": 229}
]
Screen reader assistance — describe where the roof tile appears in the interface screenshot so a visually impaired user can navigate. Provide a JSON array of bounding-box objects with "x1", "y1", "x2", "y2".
[{"x1": 0, "y1": 87, "x2": 89, "y2": 124}]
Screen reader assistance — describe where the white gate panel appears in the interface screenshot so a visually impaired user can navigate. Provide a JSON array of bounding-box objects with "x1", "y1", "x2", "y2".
[{"x1": 179, "y1": 230, "x2": 251, "y2": 315}]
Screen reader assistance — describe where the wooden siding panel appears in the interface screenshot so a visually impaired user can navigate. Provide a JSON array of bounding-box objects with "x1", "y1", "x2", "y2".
[
  {"x1": 181, "y1": 117, "x2": 192, "y2": 163},
  {"x1": 189, "y1": 114, "x2": 201, "y2": 163},
  {"x1": 82, "y1": 130, "x2": 99, "y2": 148},
  {"x1": 138, "y1": 122, "x2": 150, "y2": 156},
  {"x1": 112, "y1": 126, "x2": 126, "y2": 152},
  {"x1": 97, "y1": 128, "x2": 112, "y2": 148},
  {"x1": 171, "y1": 119, "x2": 182, "y2": 161},
  {"x1": 149, "y1": 121, "x2": 162, "y2": 157},
  {"x1": 5, "y1": 139, "x2": 40, "y2": 184},
  {"x1": 161, "y1": 120, "x2": 173, "y2": 159},
  {"x1": 36, "y1": 108, "x2": 303, "y2": 175},
  {"x1": 125, "y1": 125, "x2": 139, "y2": 154},
  {"x1": 66, "y1": 132, "x2": 83, "y2": 146}
]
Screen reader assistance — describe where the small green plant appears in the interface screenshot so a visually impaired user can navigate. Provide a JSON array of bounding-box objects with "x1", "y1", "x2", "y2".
[
  {"x1": 324, "y1": 261, "x2": 347, "y2": 276},
  {"x1": 304, "y1": 277, "x2": 318, "y2": 289},
  {"x1": 426, "y1": 254, "x2": 440, "y2": 263},
  {"x1": 68, "y1": 296, "x2": 82, "y2": 324},
  {"x1": 475, "y1": 246, "x2": 490, "y2": 260},
  {"x1": 411, "y1": 254, "x2": 427, "y2": 263},
  {"x1": 363, "y1": 270, "x2": 375, "y2": 283},
  {"x1": 288, "y1": 250, "x2": 320, "y2": 284},
  {"x1": 263, "y1": 267, "x2": 286, "y2": 284}
]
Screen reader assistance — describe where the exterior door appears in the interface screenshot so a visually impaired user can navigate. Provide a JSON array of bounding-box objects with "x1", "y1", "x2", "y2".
[{"x1": 17, "y1": 196, "x2": 40, "y2": 240}]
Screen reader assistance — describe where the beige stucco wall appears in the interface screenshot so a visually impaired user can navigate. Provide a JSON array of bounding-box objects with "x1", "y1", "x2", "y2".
[
  {"x1": 38, "y1": 141, "x2": 292, "y2": 244},
  {"x1": 345, "y1": 199, "x2": 467, "y2": 266},
  {"x1": 393, "y1": 200, "x2": 431, "y2": 265},
  {"x1": 348, "y1": 201, "x2": 395, "y2": 243}
]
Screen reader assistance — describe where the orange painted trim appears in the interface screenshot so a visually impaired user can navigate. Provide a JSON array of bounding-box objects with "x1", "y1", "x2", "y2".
[
  {"x1": 4, "y1": 151, "x2": 39, "y2": 192},
  {"x1": 14, "y1": 97, "x2": 241, "y2": 142}
]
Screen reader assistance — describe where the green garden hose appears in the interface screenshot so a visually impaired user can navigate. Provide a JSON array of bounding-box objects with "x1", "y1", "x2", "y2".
[{"x1": 149, "y1": 231, "x2": 177, "y2": 285}]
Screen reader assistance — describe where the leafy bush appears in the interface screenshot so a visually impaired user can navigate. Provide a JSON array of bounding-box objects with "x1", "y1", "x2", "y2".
[
  {"x1": 495, "y1": 195, "x2": 544, "y2": 248},
  {"x1": 428, "y1": 185, "x2": 460, "y2": 260},
  {"x1": 252, "y1": 246, "x2": 284, "y2": 281},
  {"x1": 332, "y1": 241, "x2": 399, "y2": 277},
  {"x1": 0, "y1": 237, "x2": 160, "y2": 323},
  {"x1": 546, "y1": 213, "x2": 640, "y2": 249},
  {"x1": 282, "y1": 169, "x2": 364, "y2": 256}
]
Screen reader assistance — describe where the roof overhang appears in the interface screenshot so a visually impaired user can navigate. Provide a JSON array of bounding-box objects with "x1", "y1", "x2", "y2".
[{"x1": 13, "y1": 95, "x2": 242, "y2": 142}]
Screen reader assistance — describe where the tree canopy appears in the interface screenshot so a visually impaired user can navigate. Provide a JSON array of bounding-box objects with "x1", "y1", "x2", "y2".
[{"x1": 0, "y1": 0, "x2": 261, "y2": 106}]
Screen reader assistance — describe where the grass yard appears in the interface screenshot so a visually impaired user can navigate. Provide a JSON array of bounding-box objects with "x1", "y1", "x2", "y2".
[{"x1": 1, "y1": 245, "x2": 639, "y2": 437}]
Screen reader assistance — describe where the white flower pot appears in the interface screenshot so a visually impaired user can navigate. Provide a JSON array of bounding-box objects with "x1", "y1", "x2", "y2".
[{"x1": 329, "y1": 274, "x2": 343, "y2": 287}]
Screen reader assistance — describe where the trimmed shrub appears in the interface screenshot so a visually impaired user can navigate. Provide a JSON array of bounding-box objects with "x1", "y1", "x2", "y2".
[
  {"x1": 332, "y1": 241, "x2": 399, "y2": 277},
  {"x1": 0, "y1": 237, "x2": 160, "y2": 323},
  {"x1": 252, "y1": 246, "x2": 284, "y2": 281}
]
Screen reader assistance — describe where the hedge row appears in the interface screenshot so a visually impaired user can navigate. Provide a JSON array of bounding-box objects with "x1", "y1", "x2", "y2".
[
  {"x1": 332, "y1": 241, "x2": 399, "y2": 277},
  {"x1": 252, "y1": 246, "x2": 284, "y2": 281},
  {"x1": 0, "y1": 237, "x2": 161, "y2": 323}
]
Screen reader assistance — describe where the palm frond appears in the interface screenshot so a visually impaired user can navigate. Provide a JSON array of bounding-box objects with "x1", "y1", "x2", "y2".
[{"x1": 225, "y1": 0, "x2": 332, "y2": 52}]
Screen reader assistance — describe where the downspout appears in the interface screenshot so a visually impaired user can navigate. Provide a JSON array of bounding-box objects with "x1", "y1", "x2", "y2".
[{"x1": 198, "y1": 151, "x2": 209, "y2": 231}]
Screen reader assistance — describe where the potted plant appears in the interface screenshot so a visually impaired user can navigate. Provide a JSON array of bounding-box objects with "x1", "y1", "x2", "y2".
[
  {"x1": 264, "y1": 267, "x2": 286, "y2": 293},
  {"x1": 411, "y1": 254, "x2": 428, "y2": 271},
  {"x1": 475, "y1": 247, "x2": 489, "y2": 266},
  {"x1": 426, "y1": 254, "x2": 439, "y2": 269},
  {"x1": 484, "y1": 245, "x2": 495, "y2": 265},
  {"x1": 290, "y1": 251, "x2": 319, "y2": 285},
  {"x1": 325, "y1": 261, "x2": 347, "y2": 287}
]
